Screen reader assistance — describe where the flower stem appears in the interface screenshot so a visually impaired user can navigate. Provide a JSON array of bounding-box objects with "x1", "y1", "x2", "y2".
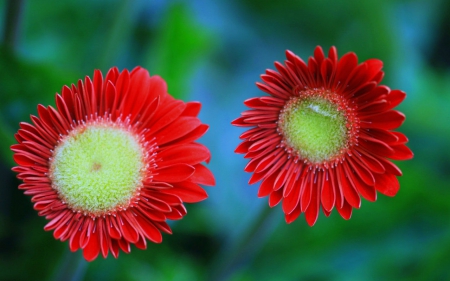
[
  {"x1": 2, "y1": 0, "x2": 25, "y2": 51},
  {"x1": 209, "y1": 203, "x2": 280, "y2": 281},
  {"x1": 51, "y1": 249, "x2": 88, "y2": 281}
]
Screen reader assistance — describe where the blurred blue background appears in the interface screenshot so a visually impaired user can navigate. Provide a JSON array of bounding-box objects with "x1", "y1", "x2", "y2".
[{"x1": 1, "y1": 0, "x2": 449, "y2": 280}]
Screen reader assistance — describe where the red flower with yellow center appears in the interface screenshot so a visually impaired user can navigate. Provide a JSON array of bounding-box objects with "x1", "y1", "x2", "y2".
[
  {"x1": 232, "y1": 46, "x2": 413, "y2": 226},
  {"x1": 11, "y1": 67, "x2": 215, "y2": 261}
]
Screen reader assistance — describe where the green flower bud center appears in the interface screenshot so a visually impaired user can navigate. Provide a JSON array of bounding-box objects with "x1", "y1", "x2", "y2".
[
  {"x1": 50, "y1": 125, "x2": 145, "y2": 215},
  {"x1": 279, "y1": 96, "x2": 348, "y2": 163}
]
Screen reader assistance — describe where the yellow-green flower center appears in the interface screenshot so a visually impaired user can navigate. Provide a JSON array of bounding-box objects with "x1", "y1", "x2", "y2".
[
  {"x1": 50, "y1": 125, "x2": 145, "y2": 215},
  {"x1": 279, "y1": 96, "x2": 348, "y2": 163}
]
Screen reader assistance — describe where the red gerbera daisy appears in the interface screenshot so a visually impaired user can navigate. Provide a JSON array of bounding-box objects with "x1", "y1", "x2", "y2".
[
  {"x1": 232, "y1": 46, "x2": 413, "y2": 226},
  {"x1": 11, "y1": 67, "x2": 215, "y2": 261}
]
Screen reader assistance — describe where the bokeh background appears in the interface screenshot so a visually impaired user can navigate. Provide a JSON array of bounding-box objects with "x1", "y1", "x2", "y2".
[{"x1": 1, "y1": 0, "x2": 449, "y2": 280}]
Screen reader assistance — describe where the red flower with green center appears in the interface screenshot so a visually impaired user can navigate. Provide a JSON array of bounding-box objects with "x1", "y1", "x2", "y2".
[
  {"x1": 11, "y1": 67, "x2": 215, "y2": 261},
  {"x1": 232, "y1": 46, "x2": 413, "y2": 226}
]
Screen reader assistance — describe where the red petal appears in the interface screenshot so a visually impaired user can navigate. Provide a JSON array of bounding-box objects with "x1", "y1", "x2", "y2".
[
  {"x1": 389, "y1": 144, "x2": 414, "y2": 160},
  {"x1": 154, "y1": 117, "x2": 201, "y2": 145},
  {"x1": 260, "y1": 96, "x2": 285, "y2": 106},
  {"x1": 13, "y1": 153, "x2": 46, "y2": 167},
  {"x1": 136, "y1": 206, "x2": 166, "y2": 222},
  {"x1": 148, "y1": 75, "x2": 167, "y2": 96},
  {"x1": 135, "y1": 215, "x2": 163, "y2": 243},
  {"x1": 256, "y1": 82, "x2": 290, "y2": 100},
  {"x1": 147, "y1": 191, "x2": 181, "y2": 206},
  {"x1": 328, "y1": 46, "x2": 338, "y2": 63},
  {"x1": 55, "y1": 94, "x2": 73, "y2": 124},
  {"x1": 231, "y1": 116, "x2": 251, "y2": 127},
  {"x1": 365, "y1": 59, "x2": 384, "y2": 81},
  {"x1": 322, "y1": 206, "x2": 331, "y2": 217},
  {"x1": 344, "y1": 63, "x2": 369, "y2": 93},
  {"x1": 140, "y1": 195, "x2": 172, "y2": 212},
  {"x1": 387, "y1": 90, "x2": 406, "y2": 109},
  {"x1": 361, "y1": 110, "x2": 405, "y2": 130},
  {"x1": 125, "y1": 70, "x2": 152, "y2": 118},
  {"x1": 334, "y1": 52, "x2": 358, "y2": 90},
  {"x1": 285, "y1": 204, "x2": 302, "y2": 224},
  {"x1": 117, "y1": 213, "x2": 139, "y2": 243},
  {"x1": 282, "y1": 175, "x2": 301, "y2": 215},
  {"x1": 19, "y1": 141, "x2": 52, "y2": 159},
  {"x1": 239, "y1": 127, "x2": 263, "y2": 140},
  {"x1": 300, "y1": 172, "x2": 313, "y2": 212},
  {"x1": 263, "y1": 154, "x2": 289, "y2": 180},
  {"x1": 372, "y1": 71, "x2": 384, "y2": 84},
  {"x1": 331, "y1": 169, "x2": 344, "y2": 208},
  {"x1": 69, "y1": 219, "x2": 84, "y2": 252},
  {"x1": 44, "y1": 210, "x2": 71, "y2": 231},
  {"x1": 109, "y1": 240, "x2": 120, "y2": 258},
  {"x1": 274, "y1": 166, "x2": 289, "y2": 191},
  {"x1": 344, "y1": 160, "x2": 376, "y2": 202},
  {"x1": 118, "y1": 238, "x2": 131, "y2": 253},
  {"x1": 374, "y1": 174, "x2": 400, "y2": 196},
  {"x1": 314, "y1": 46, "x2": 325, "y2": 65},
  {"x1": 152, "y1": 221, "x2": 172, "y2": 234},
  {"x1": 163, "y1": 124, "x2": 209, "y2": 147},
  {"x1": 98, "y1": 220, "x2": 110, "y2": 258},
  {"x1": 255, "y1": 150, "x2": 284, "y2": 173},
  {"x1": 304, "y1": 177, "x2": 320, "y2": 227},
  {"x1": 359, "y1": 136, "x2": 394, "y2": 158},
  {"x1": 53, "y1": 216, "x2": 75, "y2": 240},
  {"x1": 165, "y1": 204, "x2": 186, "y2": 220},
  {"x1": 364, "y1": 128, "x2": 399, "y2": 144},
  {"x1": 337, "y1": 200, "x2": 353, "y2": 220},
  {"x1": 268, "y1": 188, "x2": 283, "y2": 207},
  {"x1": 189, "y1": 164, "x2": 215, "y2": 186},
  {"x1": 83, "y1": 222, "x2": 100, "y2": 262},
  {"x1": 258, "y1": 172, "x2": 277, "y2": 197},
  {"x1": 337, "y1": 164, "x2": 361, "y2": 208},
  {"x1": 356, "y1": 85, "x2": 389, "y2": 103},
  {"x1": 392, "y1": 132, "x2": 408, "y2": 144},
  {"x1": 235, "y1": 141, "x2": 252, "y2": 154},
  {"x1": 150, "y1": 100, "x2": 186, "y2": 134},
  {"x1": 93, "y1": 69, "x2": 104, "y2": 111},
  {"x1": 183, "y1": 102, "x2": 202, "y2": 117},
  {"x1": 249, "y1": 171, "x2": 266, "y2": 185},
  {"x1": 158, "y1": 143, "x2": 210, "y2": 166},
  {"x1": 106, "y1": 216, "x2": 122, "y2": 240},
  {"x1": 320, "y1": 171, "x2": 335, "y2": 212},
  {"x1": 320, "y1": 58, "x2": 335, "y2": 88},
  {"x1": 377, "y1": 157, "x2": 403, "y2": 176},
  {"x1": 134, "y1": 234, "x2": 147, "y2": 250},
  {"x1": 117, "y1": 68, "x2": 135, "y2": 99},
  {"x1": 347, "y1": 156, "x2": 375, "y2": 186},
  {"x1": 153, "y1": 164, "x2": 195, "y2": 182},
  {"x1": 355, "y1": 149, "x2": 385, "y2": 174},
  {"x1": 79, "y1": 219, "x2": 93, "y2": 249},
  {"x1": 281, "y1": 164, "x2": 301, "y2": 197},
  {"x1": 164, "y1": 181, "x2": 208, "y2": 203}
]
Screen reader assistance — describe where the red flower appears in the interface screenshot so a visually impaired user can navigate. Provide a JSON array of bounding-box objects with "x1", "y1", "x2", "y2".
[
  {"x1": 11, "y1": 67, "x2": 215, "y2": 261},
  {"x1": 232, "y1": 46, "x2": 413, "y2": 226}
]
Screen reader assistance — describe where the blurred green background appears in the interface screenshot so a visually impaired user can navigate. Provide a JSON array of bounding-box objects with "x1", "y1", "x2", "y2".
[{"x1": 1, "y1": 0, "x2": 449, "y2": 280}]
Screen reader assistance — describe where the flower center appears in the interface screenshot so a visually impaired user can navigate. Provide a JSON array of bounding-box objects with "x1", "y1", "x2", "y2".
[
  {"x1": 279, "y1": 95, "x2": 349, "y2": 164},
  {"x1": 49, "y1": 124, "x2": 145, "y2": 215}
]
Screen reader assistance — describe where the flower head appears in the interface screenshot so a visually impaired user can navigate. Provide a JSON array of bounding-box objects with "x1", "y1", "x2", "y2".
[
  {"x1": 232, "y1": 46, "x2": 413, "y2": 226},
  {"x1": 12, "y1": 67, "x2": 215, "y2": 261}
]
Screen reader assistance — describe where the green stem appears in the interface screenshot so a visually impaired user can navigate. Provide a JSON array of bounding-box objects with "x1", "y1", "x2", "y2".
[
  {"x1": 97, "y1": 0, "x2": 131, "y2": 70},
  {"x1": 2, "y1": 0, "x2": 25, "y2": 51},
  {"x1": 50, "y1": 249, "x2": 88, "y2": 281},
  {"x1": 209, "y1": 204, "x2": 280, "y2": 281},
  {"x1": 0, "y1": 114, "x2": 16, "y2": 167}
]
